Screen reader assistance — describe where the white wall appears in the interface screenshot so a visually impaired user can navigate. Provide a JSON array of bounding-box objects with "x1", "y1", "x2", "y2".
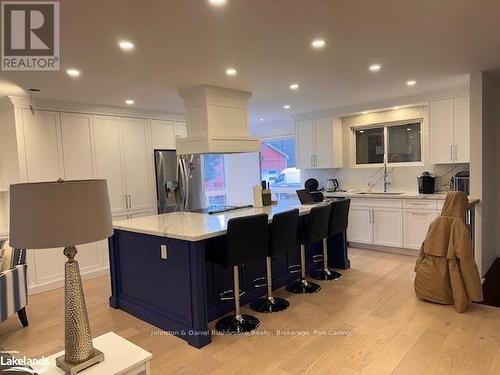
[
  {"x1": 303, "y1": 106, "x2": 468, "y2": 192},
  {"x1": 471, "y1": 70, "x2": 500, "y2": 275},
  {"x1": 224, "y1": 152, "x2": 261, "y2": 205},
  {"x1": 250, "y1": 118, "x2": 295, "y2": 139}
]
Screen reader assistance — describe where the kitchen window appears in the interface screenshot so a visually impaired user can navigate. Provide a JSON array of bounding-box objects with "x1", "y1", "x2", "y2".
[
  {"x1": 203, "y1": 154, "x2": 227, "y2": 206},
  {"x1": 260, "y1": 138, "x2": 300, "y2": 202},
  {"x1": 354, "y1": 121, "x2": 422, "y2": 166}
]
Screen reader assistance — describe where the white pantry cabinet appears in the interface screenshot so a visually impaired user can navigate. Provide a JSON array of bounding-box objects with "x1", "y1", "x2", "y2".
[
  {"x1": 430, "y1": 97, "x2": 470, "y2": 164},
  {"x1": 93, "y1": 116, "x2": 128, "y2": 213},
  {"x1": 0, "y1": 96, "x2": 185, "y2": 294},
  {"x1": 22, "y1": 109, "x2": 63, "y2": 182},
  {"x1": 94, "y1": 116, "x2": 155, "y2": 217},
  {"x1": 120, "y1": 118, "x2": 153, "y2": 213},
  {"x1": 296, "y1": 117, "x2": 342, "y2": 169}
]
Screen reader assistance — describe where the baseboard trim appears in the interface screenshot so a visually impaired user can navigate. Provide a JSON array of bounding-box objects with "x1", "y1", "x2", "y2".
[
  {"x1": 28, "y1": 267, "x2": 110, "y2": 295},
  {"x1": 350, "y1": 243, "x2": 419, "y2": 257}
]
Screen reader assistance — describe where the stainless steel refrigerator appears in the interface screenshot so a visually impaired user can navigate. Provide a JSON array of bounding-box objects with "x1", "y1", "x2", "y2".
[{"x1": 154, "y1": 150, "x2": 205, "y2": 213}]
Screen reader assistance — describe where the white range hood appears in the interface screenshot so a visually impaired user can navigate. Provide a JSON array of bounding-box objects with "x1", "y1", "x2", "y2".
[{"x1": 176, "y1": 85, "x2": 260, "y2": 155}]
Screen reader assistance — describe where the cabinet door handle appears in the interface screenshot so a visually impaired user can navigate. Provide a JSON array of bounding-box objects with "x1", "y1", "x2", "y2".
[
  {"x1": 125, "y1": 195, "x2": 129, "y2": 209},
  {"x1": 310, "y1": 155, "x2": 314, "y2": 167},
  {"x1": 371, "y1": 210, "x2": 375, "y2": 223},
  {"x1": 450, "y1": 145, "x2": 453, "y2": 161},
  {"x1": 454, "y1": 145, "x2": 458, "y2": 161},
  {"x1": 129, "y1": 194, "x2": 132, "y2": 208},
  {"x1": 411, "y1": 212, "x2": 431, "y2": 216}
]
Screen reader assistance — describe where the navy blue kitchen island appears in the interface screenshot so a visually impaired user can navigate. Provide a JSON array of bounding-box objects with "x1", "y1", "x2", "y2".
[{"x1": 108, "y1": 203, "x2": 350, "y2": 348}]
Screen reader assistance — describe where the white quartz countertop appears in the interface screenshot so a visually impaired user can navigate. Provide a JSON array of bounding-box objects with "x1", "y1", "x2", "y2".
[
  {"x1": 113, "y1": 202, "x2": 326, "y2": 241},
  {"x1": 324, "y1": 191, "x2": 450, "y2": 200}
]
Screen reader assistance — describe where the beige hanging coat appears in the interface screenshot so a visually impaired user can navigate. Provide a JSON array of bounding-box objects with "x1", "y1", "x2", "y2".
[{"x1": 414, "y1": 191, "x2": 483, "y2": 312}]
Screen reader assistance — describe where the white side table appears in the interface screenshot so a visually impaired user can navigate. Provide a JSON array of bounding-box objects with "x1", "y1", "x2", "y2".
[{"x1": 44, "y1": 332, "x2": 152, "y2": 375}]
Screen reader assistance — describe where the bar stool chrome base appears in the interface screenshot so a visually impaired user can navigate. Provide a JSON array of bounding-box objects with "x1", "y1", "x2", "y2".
[
  {"x1": 310, "y1": 268, "x2": 342, "y2": 281},
  {"x1": 215, "y1": 314, "x2": 260, "y2": 334},
  {"x1": 250, "y1": 296, "x2": 290, "y2": 313},
  {"x1": 286, "y1": 278, "x2": 321, "y2": 294}
]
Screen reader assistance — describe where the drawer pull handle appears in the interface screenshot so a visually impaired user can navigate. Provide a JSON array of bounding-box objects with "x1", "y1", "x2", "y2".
[
  {"x1": 288, "y1": 264, "x2": 301, "y2": 274},
  {"x1": 411, "y1": 212, "x2": 431, "y2": 216}
]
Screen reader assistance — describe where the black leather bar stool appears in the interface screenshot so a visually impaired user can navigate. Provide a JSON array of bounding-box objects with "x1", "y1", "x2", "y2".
[
  {"x1": 211, "y1": 214, "x2": 269, "y2": 333},
  {"x1": 250, "y1": 209, "x2": 299, "y2": 313},
  {"x1": 311, "y1": 199, "x2": 351, "y2": 281},
  {"x1": 287, "y1": 204, "x2": 331, "y2": 294}
]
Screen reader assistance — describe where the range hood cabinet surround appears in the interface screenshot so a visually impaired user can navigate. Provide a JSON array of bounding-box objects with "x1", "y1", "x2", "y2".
[{"x1": 176, "y1": 85, "x2": 260, "y2": 155}]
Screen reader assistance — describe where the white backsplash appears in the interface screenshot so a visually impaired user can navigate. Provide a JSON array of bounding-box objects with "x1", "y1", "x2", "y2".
[{"x1": 302, "y1": 164, "x2": 468, "y2": 193}]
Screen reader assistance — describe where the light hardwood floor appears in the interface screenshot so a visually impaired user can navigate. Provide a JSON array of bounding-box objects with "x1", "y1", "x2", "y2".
[{"x1": 2, "y1": 248, "x2": 500, "y2": 374}]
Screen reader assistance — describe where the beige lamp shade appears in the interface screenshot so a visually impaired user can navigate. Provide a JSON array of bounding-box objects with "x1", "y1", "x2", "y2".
[{"x1": 9, "y1": 179, "x2": 113, "y2": 249}]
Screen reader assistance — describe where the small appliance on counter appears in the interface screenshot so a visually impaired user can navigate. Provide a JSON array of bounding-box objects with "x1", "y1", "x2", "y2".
[
  {"x1": 417, "y1": 171, "x2": 436, "y2": 194},
  {"x1": 326, "y1": 177, "x2": 344, "y2": 192},
  {"x1": 304, "y1": 178, "x2": 320, "y2": 192},
  {"x1": 451, "y1": 171, "x2": 470, "y2": 195}
]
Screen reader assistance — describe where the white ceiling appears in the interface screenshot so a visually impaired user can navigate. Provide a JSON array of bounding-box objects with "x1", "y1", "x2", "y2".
[{"x1": 1, "y1": 0, "x2": 500, "y2": 125}]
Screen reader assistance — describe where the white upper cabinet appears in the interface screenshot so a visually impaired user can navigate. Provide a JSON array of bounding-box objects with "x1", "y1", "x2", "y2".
[
  {"x1": 454, "y1": 96, "x2": 470, "y2": 163},
  {"x1": 151, "y1": 120, "x2": 176, "y2": 150},
  {"x1": 60, "y1": 113, "x2": 94, "y2": 180},
  {"x1": 22, "y1": 109, "x2": 63, "y2": 182},
  {"x1": 296, "y1": 117, "x2": 342, "y2": 169},
  {"x1": 430, "y1": 96, "x2": 470, "y2": 164},
  {"x1": 120, "y1": 118, "x2": 152, "y2": 212},
  {"x1": 296, "y1": 120, "x2": 315, "y2": 168},
  {"x1": 93, "y1": 116, "x2": 127, "y2": 213}
]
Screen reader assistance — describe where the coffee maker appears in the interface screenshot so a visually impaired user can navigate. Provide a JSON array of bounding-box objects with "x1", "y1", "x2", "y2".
[{"x1": 417, "y1": 171, "x2": 435, "y2": 194}]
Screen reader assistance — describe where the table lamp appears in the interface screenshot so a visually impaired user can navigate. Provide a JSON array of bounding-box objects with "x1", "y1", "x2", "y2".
[{"x1": 9, "y1": 179, "x2": 113, "y2": 374}]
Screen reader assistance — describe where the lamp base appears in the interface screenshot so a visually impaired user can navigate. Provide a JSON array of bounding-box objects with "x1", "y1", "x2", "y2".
[{"x1": 56, "y1": 349, "x2": 104, "y2": 375}]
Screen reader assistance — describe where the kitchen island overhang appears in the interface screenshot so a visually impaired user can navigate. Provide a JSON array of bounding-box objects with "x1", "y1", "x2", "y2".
[{"x1": 108, "y1": 203, "x2": 350, "y2": 348}]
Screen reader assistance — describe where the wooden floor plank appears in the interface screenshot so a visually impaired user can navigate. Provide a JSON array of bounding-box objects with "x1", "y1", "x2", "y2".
[{"x1": 1, "y1": 248, "x2": 500, "y2": 375}]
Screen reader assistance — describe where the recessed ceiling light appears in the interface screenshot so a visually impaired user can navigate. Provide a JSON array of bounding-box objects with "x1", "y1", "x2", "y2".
[
  {"x1": 393, "y1": 106, "x2": 400, "y2": 110},
  {"x1": 118, "y1": 40, "x2": 135, "y2": 51},
  {"x1": 361, "y1": 111, "x2": 368, "y2": 114},
  {"x1": 406, "y1": 80, "x2": 416, "y2": 86},
  {"x1": 125, "y1": 99, "x2": 135, "y2": 105},
  {"x1": 369, "y1": 64, "x2": 381, "y2": 72},
  {"x1": 225, "y1": 67, "x2": 237, "y2": 76},
  {"x1": 283, "y1": 105, "x2": 291, "y2": 109},
  {"x1": 66, "y1": 69, "x2": 81, "y2": 77},
  {"x1": 289, "y1": 83, "x2": 299, "y2": 90},
  {"x1": 260, "y1": 118, "x2": 264, "y2": 121},
  {"x1": 311, "y1": 39, "x2": 326, "y2": 49},
  {"x1": 406, "y1": 128, "x2": 411, "y2": 131},
  {"x1": 209, "y1": 0, "x2": 227, "y2": 6},
  {"x1": 359, "y1": 130, "x2": 365, "y2": 133}
]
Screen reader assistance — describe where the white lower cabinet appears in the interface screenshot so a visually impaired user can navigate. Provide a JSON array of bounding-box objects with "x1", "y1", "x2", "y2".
[
  {"x1": 347, "y1": 198, "x2": 442, "y2": 251},
  {"x1": 347, "y1": 207, "x2": 373, "y2": 244},
  {"x1": 403, "y1": 209, "x2": 438, "y2": 249},
  {"x1": 372, "y1": 208, "x2": 403, "y2": 247}
]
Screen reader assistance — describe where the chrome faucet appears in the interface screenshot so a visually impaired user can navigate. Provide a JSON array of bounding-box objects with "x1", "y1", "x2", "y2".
[{"x1": 383, "y1": 154, "x2": 390, "y2": 192}]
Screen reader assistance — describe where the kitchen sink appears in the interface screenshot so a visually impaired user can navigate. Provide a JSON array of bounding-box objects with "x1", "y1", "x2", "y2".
[{"x1": 357, "y1": 192, "x2": 404, "y2": 195}]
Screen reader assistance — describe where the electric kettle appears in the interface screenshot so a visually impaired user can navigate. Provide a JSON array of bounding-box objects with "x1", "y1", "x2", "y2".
[{"x1": 326, "y1": 177, "x2": 340, "y2": 192}]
